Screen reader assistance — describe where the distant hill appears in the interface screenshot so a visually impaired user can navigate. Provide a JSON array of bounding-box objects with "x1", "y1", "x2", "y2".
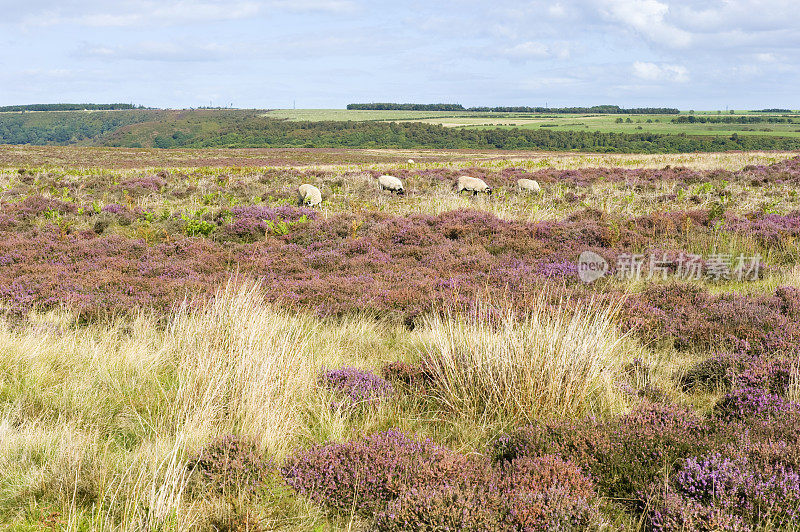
[
  {"x1": 0, "y1": 103, "x2": 147, "y2": 112},
  {"x1": 3, "y1": 108, "x2": 800, "y2": 153},
  {"x1": 348, "y1": 103, "x2": 681, "y2": 114},
  {"x1": 0, "y1": 109, "x2": 165, "y2": 145}
]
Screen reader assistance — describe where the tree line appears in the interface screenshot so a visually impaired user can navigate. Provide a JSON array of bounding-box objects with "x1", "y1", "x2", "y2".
[
  {"x1": 107, "y1": 114, "x2": 800, "y2": 153},
  {"x1": 0, "y1": 110, "x2": 163, "y2": 145},
  {"x1": 0, "y1": 103, "x2": 145, "y2": 112},
  {"x1": 673, "y1": 115, "x2": 798, "y2": 124}
]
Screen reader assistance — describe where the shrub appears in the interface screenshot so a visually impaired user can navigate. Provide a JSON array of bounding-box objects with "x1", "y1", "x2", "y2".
[
  {"x1": 493, "y1": 402, "x2": 711, "y2": 504},
  {"x1": 380, "y1": 361, "x2": 432, "y2": 389},
  {"x1": 713, "y1": 387, "x2": 798, "y2": 422},
  {"x1": 186, "y1": 435, "x2": 274, "y2": 494},
  {"x1": 319, "y1": 366, "x2": 394, "y2": 408},
  {"x1": 680, "y1": 352, "x2": 750, "y2": 391},
  {"x1": 666, "y1": 451, "x2": 800, "y2": 527},
  {"x1": 375, "y1": 457, "x2": 601, "y2": 531},
  {"x1": 281, "y1": 430, "x2": 458, "y2": 515},
  {"x1": 649, "y1": 490, "x2": 749, "y2": 532},
  {"x1": 737, "y1": 357, "x2": 795, "y2": 396},
  {"x1": 623, "y1": 284, "x2": 800, "y2": 356}
]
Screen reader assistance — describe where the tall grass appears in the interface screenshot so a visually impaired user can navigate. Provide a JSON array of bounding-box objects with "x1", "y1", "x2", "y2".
[
  {"x1": 0, "y1": 280, "x2": 340, "y2": 529},
  {"x1": 167, "y1": 280, "x2": 318, "y2": 455},
  {"x1": 0, "y1": 280, "x2": 654, "y2": 529},
  {"x1": 418, "y1": 294, "x2": 637, "y2": 423}
]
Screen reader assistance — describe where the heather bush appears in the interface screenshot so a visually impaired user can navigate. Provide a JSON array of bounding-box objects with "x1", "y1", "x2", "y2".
[
  {"x1": 380, "y1": 361, "x2": 432, "y2": 389},
  {"x1": 664, "y1": 451, "x2": 800, "y2": 527},
  {"x1": 187, "y1": 435, "x2": 274, "y2": 494},
  {"x1": 282, "y1": 429, "x2": 602, "y2": 529},
  {"x1": 375, "y1": 456, "x2": 602, "y2": 531},
  {"x1": 736, "y1": 357, "x2": 796, "y2": 396},
  {"x1": 649, "y1": 490, "x2": 750, "y2": 532},
  {"x1": 493, "y1": 402, "x2": 712, "y2": 504},
  {"x1": 713, "y1": 387, "x2": 798, "y2": 422},
  {"x1": 319, "y1": 366, "x2": 394, "y2": 409},
  {"x1": 680, "y1": 352, "x2": 750, "y2": 391},
  {"x1": 281, "y1": 430, "x2": 459, "y2": 515},
  {"x1": 623, "y1": 284, "x2": 800, "y2": 356},
  {"x1": 120, "y1": 174, "x2": 166, "y2": 193}
]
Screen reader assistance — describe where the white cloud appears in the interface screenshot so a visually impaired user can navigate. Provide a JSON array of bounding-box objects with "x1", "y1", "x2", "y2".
[
  {"x1": 632, "y1": 61, "x2": 689, "y2": 82},
  {"x1": 496, "y1": 41, "x2": 571, "y2": 61},
  {"x1": 16, "y1": 0, "x2": 356, "y2": 28},
  {"x1": 598, "y1": 0, "x2": 692, "y2": 48},
  {"x1": 502, "y1": 41, "x2": 549, "y2": 59},
  {"x1": 548, "y1": 3, "x2": 567, "y2": 17},
  {"x1": 267, "y1": 0, "x2": 356, "y2": 12},
  {"x1": 80, "y1": 41, "x2": 230, "y2": 62}
]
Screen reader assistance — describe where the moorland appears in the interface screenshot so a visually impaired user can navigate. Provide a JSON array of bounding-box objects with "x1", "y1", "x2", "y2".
[{"x1": 1, "y1": 144, "x2": 800, "y2": 530}]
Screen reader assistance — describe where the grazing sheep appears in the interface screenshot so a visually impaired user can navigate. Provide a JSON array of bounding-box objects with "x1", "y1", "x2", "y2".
[
  {"x1": 297, "y1": 184, "x2": 322, "y2": 206},
  {"x1": 517, "y1": 178, "x2": 541, "y2": 193},
  {"x1": 407, "y1": 159, "x2": 415, "y2": 164},
  {"x1": 378, "y1": 174, "x2": 405, "y2": 194},
  {"x1": 455, "y1": 175, "x2": 492, "y2": 196}
]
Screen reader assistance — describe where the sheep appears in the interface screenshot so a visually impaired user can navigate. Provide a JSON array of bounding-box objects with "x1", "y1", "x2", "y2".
[
  {"x1": 297, "y1": 184, "x2": 322, "y2": 206},
  {"x1": 407, "y1": 159, "x2": 415, "y2": 164},
  {"x1": 455, "y1": 175, "x2": 492, "y2": 196},
  {"x1": 377, "y1": 174, "x2": 405, "y2": 194},
  {"x1": 517, "y1": 178, "x2": 541, "y2": 193}
]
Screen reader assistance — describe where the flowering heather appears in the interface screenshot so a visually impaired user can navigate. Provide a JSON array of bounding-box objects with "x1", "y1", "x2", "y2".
[
  {"x1": 375, "y1": 456, "x2": 601, "y2": 531},
  {"x1": 650, "y1": 490, "x2": 750, "y2": 532},
  {"x1": 736, "y1": 357, "x2": 796, "y2": 396},
  {"x1": 622, "y1": 283, "x2": 800, "y2": 355},
  {"x1": 724, "y1": 210, "x2": 800, "y2": 245},
  {"x1": 319, "y1": 366, "x2": 394, "y2": 408},
  {"x1": 713, "y1": 387, "x2": 798, "y2": 422},
  {"x1": 666, "y1": 451, "x2": 800, "y2": 527},
  {"x1": 493, "y1": 402, "x2": 711, "y2": 503},
  {"x1": 281, "y1": 430, "x2": 458, "y2": 515},
  {"x1": 282, "y1": 430, "x2": 601, "y2": 529},
  {"x1": 100, "y1": 203, "x2": 128, "y2": 215},
  {"x1": 119, "y1": 174, "x2": 166, "y2": 193},
  {"x1": 675, "y1": 453, "x2": 750, "y2": 508}
]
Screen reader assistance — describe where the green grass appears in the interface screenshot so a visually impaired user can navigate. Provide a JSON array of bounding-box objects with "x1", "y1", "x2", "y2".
[{"x1": 265, "y1": 109, "x2": 800, "y2": 138}]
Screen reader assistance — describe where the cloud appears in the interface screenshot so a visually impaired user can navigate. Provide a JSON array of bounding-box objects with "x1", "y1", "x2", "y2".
[
  {"x1": 490, "y1": 41, "x2": 572, "y2": 62},
  {"x1": 501, "y1": 41, "x2": 550, "y2": 59},
  {"x1": 14, "y1": 0, "x2": 356, "y2": 28},
  {"x1": 267, "y1": 0, "x2": 356, "y2": 12},
  {"x1": 79, "y1": 41, "x2": 230, "y2": 62},
  {"x1": 598, "y1": 0, "x2": 692, "y2": 48},
  {"x1": 632, "y1": 61, "x2": 689, "y2": 82}
]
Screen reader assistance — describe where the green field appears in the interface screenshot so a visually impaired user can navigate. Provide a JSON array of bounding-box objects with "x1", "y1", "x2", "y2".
[{"x1": 264, "y1": 109, "x2": 800, "y2": 137}]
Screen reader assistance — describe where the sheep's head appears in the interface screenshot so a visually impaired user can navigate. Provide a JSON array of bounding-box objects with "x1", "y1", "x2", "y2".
[{"x1": 486, "y1": 187, "x2": 493, "y2": 195}]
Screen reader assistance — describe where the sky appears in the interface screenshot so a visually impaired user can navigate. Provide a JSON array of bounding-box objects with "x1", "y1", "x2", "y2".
[{"x1": 0, "y1": 0, "x2": 798, "y2": 110}]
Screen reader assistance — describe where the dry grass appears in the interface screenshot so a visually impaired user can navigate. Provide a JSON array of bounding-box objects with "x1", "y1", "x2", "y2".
[
  {"x1": 0, "y1": 280, "x2": 370, "y2": 529},
  {"x1": 417, "y1": 295, "x2": 640, "y2": 423},
  {"x1": 0, "y1": 279, "x2": 655, "y2": 529}
]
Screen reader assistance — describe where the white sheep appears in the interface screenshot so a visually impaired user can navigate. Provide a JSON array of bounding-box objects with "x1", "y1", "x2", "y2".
[
  {"x1": 455, "y1": 175, "x2": 492, "y2": 196},
  {"x1": 378, "y1": 174, "x2": 405, "y2": 194},
  {"x1": 297, "y1": 184, "x2": 322, "y2": 206},
  {"x1": 517, "y1": 178, "x2": 541, "y2": 193},
  {"x1": 407, "y1": 159, "x2": 415, "y2": 164}
]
